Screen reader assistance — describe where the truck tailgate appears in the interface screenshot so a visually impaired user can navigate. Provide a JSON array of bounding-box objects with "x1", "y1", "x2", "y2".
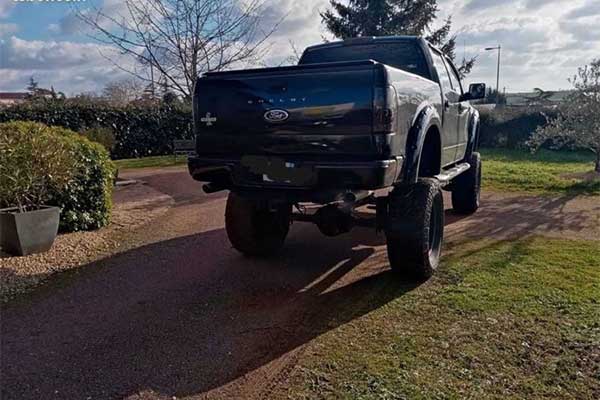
[{"x1": 194, "y1": 61, "x2": 380, "y2": 158}]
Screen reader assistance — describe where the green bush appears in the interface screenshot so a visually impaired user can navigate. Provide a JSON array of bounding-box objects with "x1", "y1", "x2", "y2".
[
  {"x1": 478, "y1": 107, "x2": 558, "y2": 149},
  {"x1": 0, "y1": 122, "x2": 75, "y2": 210},
  {"x1": 80, "y1": 126, "x2": 116, "y2": 152},
  {"x1": 0, "y1": 121, "x2": 116, "y2": 232},
  {"x1": 0, "y1": 101, "x2": 193, "y2": 159}
]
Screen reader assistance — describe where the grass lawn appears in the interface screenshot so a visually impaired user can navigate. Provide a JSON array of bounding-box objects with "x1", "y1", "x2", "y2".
[
  {"x1": 114, "y1": 155, "x2": 188, "y2": 170},
  {"x1": 481, "y1": 148, "x2": 599, "y2": 195},
  {"x1": 274, "y1": 237, "x2": 600, "y2": 399}
]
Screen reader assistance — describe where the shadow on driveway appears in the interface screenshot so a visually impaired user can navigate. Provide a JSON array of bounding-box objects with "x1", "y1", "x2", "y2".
[
  {"x1": 1, "y1": 224, "x2": 420, "y2": 399},
  {"x1": 3, "y1": 169, "x2": 596, "y2": 398}
]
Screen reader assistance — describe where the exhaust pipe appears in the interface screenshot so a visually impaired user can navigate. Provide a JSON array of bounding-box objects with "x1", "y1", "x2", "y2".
[
  {"x1": 202, "y1": 182, "x2": 228, "y2": 194},
  {"x1": 341, "y1": 191, "x2": 373, "y2": 209}
]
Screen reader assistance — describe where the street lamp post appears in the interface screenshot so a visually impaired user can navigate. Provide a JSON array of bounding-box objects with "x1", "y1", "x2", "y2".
[{"x1": 485, "y1": 45, "x2": 501, "y2": 105}]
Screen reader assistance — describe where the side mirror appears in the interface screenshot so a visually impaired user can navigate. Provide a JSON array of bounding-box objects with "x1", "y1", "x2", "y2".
[{"x1": 461, "y1": 83, "x2": 486, "y2": 101}]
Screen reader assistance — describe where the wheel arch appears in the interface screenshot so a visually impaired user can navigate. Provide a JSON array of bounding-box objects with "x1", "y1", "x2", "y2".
[
  {"x1": 402, "y1": 105, "x2": 443, "y2": 184},
  {"x1": 465, "y1": 108, "x2": 481, "y2": 159}
]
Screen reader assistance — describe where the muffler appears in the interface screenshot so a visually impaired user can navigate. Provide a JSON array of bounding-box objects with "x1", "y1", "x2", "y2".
[{"x1": 314, "y1": 204, "x2": 353, "y2": 237}]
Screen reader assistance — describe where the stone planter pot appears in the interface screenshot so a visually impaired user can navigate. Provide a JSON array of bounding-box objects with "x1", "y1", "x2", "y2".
[{"x1": 0, "y1": 206, "x2": 60, "y2": 256}]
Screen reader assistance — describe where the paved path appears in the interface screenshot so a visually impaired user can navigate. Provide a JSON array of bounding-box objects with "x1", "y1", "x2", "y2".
[{"x1": 2, "y1": 167, "x2": 598, "y2": 399}]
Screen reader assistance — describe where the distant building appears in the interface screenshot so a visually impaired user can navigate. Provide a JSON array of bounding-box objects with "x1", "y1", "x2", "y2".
[
  {"x1": 0, "y1": 92, "x2": 27, "y2": 106},
  {"x1": 33, "y1": 88, "x2": 57, "y2": 99}
]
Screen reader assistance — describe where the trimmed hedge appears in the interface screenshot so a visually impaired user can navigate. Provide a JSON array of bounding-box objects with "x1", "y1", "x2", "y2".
[
  {"x1": 479, "y1": 107, "x2": 558, "y2": 149},
  {"x1": 0, "y1": 102, "x2": 193, "y2": 159},
  {"x1": 0, "y1": 101, "x2": 561, "y2": 155},
  {"x1": 0, "y1": 121, "x2": 116, "y2": 232}
]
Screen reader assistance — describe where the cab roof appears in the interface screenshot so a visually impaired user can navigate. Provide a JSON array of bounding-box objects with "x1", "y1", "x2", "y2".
[{"x1": 303, "y1": 36, "x2": 428, "y2": 53}]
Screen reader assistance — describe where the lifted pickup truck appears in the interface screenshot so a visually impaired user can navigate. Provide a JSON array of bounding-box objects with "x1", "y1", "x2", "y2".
[{"x1": 189, "y1": 36, "x2": 486, "y2": 279}]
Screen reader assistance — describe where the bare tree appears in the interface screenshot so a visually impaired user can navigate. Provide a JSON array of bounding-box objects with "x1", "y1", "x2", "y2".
[
  {"x1": 102, "y1": 78, "x2": 144, "y2": 105},
  {"x1": 79, "y1": 0, "x2": 282, "y2": 99},
  {"x1": 529, "y1": 59, "x2": 600, "y2": 172},
  {"x1": 274, "y1": 40, "x2": 303, "y2": 66}
]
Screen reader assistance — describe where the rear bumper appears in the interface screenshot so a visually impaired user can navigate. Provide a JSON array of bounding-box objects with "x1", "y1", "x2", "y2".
[{"x1": 188, "y1": 156, "x2": 402, "y2": 192}]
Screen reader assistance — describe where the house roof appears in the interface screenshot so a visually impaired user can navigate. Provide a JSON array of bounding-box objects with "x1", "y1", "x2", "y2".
[{"x1": 0, "y1": 92, "x2": 28, "y2": 100}]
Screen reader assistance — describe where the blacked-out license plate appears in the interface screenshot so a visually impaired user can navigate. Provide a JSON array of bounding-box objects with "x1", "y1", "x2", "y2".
[{"x1": 240, "y1": 155, "x2": 314, "y2": 185}]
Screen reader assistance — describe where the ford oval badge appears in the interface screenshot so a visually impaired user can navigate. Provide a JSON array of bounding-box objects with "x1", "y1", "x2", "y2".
[{"x1": 264, "y1": 109, "x2": 289, "y2": 123}]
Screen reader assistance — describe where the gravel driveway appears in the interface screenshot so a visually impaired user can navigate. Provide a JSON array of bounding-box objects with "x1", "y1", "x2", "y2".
[{"x1": 1, "y1": 166, "x2": 598, "y2": 399}]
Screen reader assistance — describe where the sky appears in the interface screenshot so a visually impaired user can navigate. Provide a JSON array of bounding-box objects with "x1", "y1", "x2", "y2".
[{"x1": 1, "y1": 0, "x2": 599, "y2": 95}]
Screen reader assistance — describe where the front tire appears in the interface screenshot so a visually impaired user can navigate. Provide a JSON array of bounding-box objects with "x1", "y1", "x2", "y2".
[
  {"x1": 225, "y1": 192, "x2": 291, "y2": 257},
  {"x1": 385, "y1": 178, "x2": 444, "y2": 280},
  {"x1": 452, "y1": 152, "x2": 482, "y2": 214}
]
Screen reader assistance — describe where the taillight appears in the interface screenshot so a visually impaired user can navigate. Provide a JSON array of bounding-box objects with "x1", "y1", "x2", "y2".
[{"x1": 373, "y1": 85, "x2": 398, "y2": 133}]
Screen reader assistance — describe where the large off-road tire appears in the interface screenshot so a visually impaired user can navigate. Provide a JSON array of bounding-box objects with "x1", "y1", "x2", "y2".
[
  {"x1": 452, "y1": 152, "x2": 482, "y2": 214},
  {"x1": 225, "y1": 192, "x2": 291, "y2": 257},
  {"x1": 385, "y1": 178, "x2": 444, "y2": 280}
]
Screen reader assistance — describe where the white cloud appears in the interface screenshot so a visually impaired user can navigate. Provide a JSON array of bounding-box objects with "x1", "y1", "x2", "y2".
[
  {"x1": 2, "y1": 0, "x2": 600, "y2": 93},
  {"x1": 49, "y1": 12, "x2": 86, "y2": 36},
  {"x1": 566, "y1": 1, "x2": 600, "y2": 19},
  {"x1": 0, "y1": 1, "x2": 15, "y2": 19},
  {"x1": 461, "y1": 0, "x2": 572, "y2": 12},
  {"x1": 561, "y1": 16, "x2": 600, "y2": 42},
  {"x1": 0, "y1": 23, "x2": 18, "y2": 37},
  {"x1": 438, "y1": 0, "x2": 600, "y2": 91},
  {"x1": 49, "y1": 0, "x2": 132, "y2": 36},
  {"x1": 1, "y1": 36, "x2": 116, "y2": 69},
  {"x1": 0, "y1": 36, "x2": 133, "y2": 93},
  {"x1": 462, "y1": 0, "x2": 510, "y2": 12},
  {"x1": 258, "y1": 0, "x2": 330, "y2": 65}
]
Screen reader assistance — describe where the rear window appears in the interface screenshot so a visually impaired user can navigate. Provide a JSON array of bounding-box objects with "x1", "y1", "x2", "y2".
[{"x1": 299, "y1": 41, "x2": 430, "y2": 79}]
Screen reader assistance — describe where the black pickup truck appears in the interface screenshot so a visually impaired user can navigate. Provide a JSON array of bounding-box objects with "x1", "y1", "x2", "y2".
[{"x1": 189, "y1": 36, "x2": 486, "y2": 279}]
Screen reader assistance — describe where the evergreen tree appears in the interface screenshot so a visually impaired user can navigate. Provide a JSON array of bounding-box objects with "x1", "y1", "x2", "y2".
[
  {"x1": 321, "y1": 0, "x2": 475, "y2": 76},
  {"x1": 26, "y1": 76, "x2": 39, "y2": 98}
]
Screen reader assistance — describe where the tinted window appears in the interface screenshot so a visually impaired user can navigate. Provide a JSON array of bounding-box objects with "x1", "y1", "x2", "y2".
[
  {"x1": 431, "y1": 51, "x2": 452, "y2": 93},
  {"x1": 446, "y1": 58, "x2": 463, "y2": 93},
  {"x1": 299, "y1": 41, "x2": 430, "y2": 79}
]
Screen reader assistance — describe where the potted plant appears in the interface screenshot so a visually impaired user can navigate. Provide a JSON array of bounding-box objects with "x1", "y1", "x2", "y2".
[{"x1": 0, "y1": 122, "x2": 75, "y2": 256}]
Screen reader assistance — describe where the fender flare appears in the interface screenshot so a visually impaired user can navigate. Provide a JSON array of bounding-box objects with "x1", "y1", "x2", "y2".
[
  {"x1": 402, "y1": 105, "x2": 443, "y2": 184},
  {"x1": 465, "y1": 109, "x2": 480, "y2": 159}
]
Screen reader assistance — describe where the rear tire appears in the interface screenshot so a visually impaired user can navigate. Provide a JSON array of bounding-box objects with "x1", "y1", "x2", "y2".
[
  {"x1": 385, "y1": 178, "x2": 444, "y2": 280},
  {"x1": 452, "y1": 152, "x2": 482, "y2": 214},
  {"x1": 225, "y1": 192, "x2": 291, "y2": 257}
]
